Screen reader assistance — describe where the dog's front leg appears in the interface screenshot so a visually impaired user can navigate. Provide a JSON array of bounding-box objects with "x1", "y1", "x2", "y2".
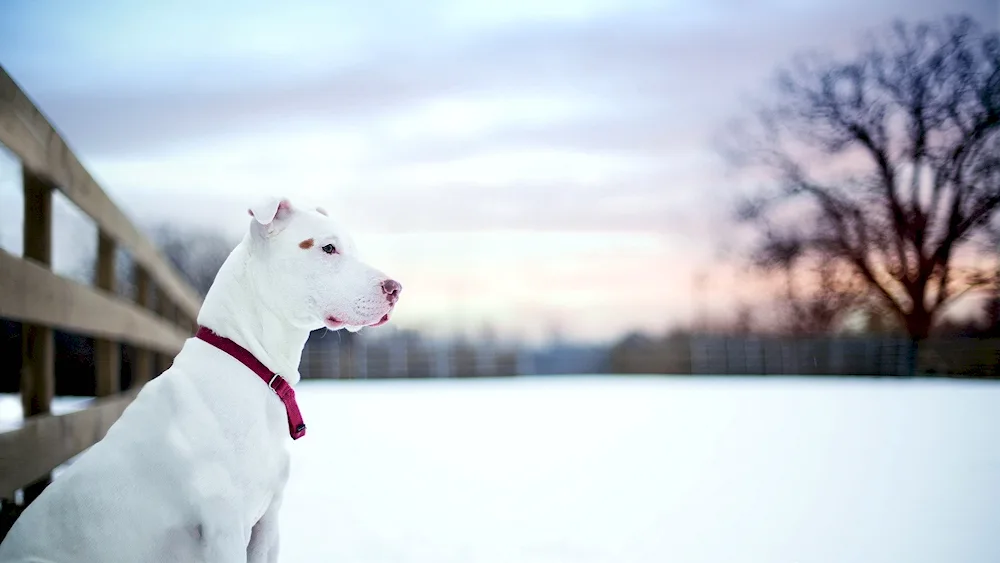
[{"x1": 247, "y1": 492, "x2": 283, "y2": 563}]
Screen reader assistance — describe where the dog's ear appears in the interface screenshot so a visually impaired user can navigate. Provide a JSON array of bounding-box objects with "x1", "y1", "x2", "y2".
[{"x1": 248, "y1": 197, "x2": 293, "y2": 238}]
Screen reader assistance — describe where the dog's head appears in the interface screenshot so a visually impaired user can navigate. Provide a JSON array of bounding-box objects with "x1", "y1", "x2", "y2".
[{"x1": 246, "y1": 197, "x2": 400, "y2": 332}]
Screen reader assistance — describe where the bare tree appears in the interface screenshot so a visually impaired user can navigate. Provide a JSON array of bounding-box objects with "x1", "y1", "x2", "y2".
[
  {"x1": 76, "y1": 224, "x2": 234, "y2": 299},
  {"x1": 724, "y1": 15, "x2": 1000, "y2": 342},
  {"x1": 148, "y1": 225, "x2": 235, "y2": 297},
  {"x1": 778, "y1": 259, "x2": 870, "y2": 335}
]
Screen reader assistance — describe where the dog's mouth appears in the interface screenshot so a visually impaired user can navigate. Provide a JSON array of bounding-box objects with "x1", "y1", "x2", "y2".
[
  {"x1": 369, "y1": 313, "x2": 391, "y2": 327},
  {"x1": 325, "y1": 312, "x2": 391, "y2": 330},
  {"x1": 324, "y1": 316, "x2": 346, "y2": 330}
]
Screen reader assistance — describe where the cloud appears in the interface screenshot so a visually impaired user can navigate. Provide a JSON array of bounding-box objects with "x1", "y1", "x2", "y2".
[
  {"x1": 6, "y1": 0, "x2": 991, "y2": 160},
  {"x1": 12, "y1": 1, "x2": 989, "y2": 236}
]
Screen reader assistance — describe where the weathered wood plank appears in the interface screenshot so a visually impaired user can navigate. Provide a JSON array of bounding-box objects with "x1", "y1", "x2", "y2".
[
  {"x1": 94, "y1": 232, "x2": 119, "y2": 397},
  {"x1": 0, "y1": 250, "x2": 189, "y2": 354},
  {"x1": 0, "y1": 65, "x2": 202, "y2": 320},
  {"x1": 0, "y1": 391, "x2": 138, "y2": 495}
]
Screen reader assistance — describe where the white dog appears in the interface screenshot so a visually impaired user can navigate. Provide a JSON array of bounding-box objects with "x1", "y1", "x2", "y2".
[{"x1": 0, "y1": 197, "x2": 401, "y2": 563}]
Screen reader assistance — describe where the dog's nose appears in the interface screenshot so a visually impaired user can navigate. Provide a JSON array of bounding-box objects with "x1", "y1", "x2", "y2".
[{"x1": 381, "y1": 279, "x2": 402, "y2": 304}]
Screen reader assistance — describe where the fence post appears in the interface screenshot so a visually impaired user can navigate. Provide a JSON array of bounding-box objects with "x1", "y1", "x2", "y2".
[
  {"x1": 132, "y1": 267, "x2": 153, "y2": 387},
  {"x1": 781, "y1": 341, "x2": 796, "y2": 375},
  {"x1": 388, "y1": 337, "x2": 408, "y2": 378},
  {"x1": 356, "y1": 337, "x2": 368, "y2": 379},
  {"x1": 903, "y1": 338, "x2": 918, "y2": 377},
  {"x1": 20, "y1": 170, "x2": 54, "y2": 417},
  {"x1": 155, "y1": 289, "x2": 174, "y2": 375},
  {"x1": 434, "y1": 343, "x2": 451, "y2": 378},
  {"x1": 19, "y1": 170, "x2": 55, "y2": 504},
  {"x1": 830, "y1": 338, "x2": 842, "y2": 376},
  {"x1": 94, "y1": 232, "x2": 119, "y2": 396},
  {"x1": 338, "y1": 337, "x2": 353, "y2": 379}
]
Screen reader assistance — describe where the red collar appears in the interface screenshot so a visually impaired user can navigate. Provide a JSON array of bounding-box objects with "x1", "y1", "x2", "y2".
[{"x1": 195, "y1": 326, "x2": 307, "y2": 440}]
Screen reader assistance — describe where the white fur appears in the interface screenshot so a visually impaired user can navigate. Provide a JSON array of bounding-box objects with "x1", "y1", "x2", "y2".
[{"x1": 0, "y1": 198, "x2": 400, "y2": 563}]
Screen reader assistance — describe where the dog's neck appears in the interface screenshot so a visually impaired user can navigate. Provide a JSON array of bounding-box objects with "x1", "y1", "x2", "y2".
[{"x1": 196, "y1": 237, "x2": 310, "y2": 385}]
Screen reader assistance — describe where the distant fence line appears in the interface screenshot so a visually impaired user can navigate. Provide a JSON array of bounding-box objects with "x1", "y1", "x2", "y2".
[
  {"x1": 4, "y1": 328, "x2": 997, "y2": 385},
  {"x1": 298, "y1": 335, "x2": 611, "y2": 379},
  {"x1": 297, "y1": 333, "x2": 999, "y2": 379},
  {"x1": 299, "y1": 337, "x2": 523, "y2": 380},
  {"x1": 689, "y1": 336, "x2": 916, "y2": 376},
  {"x1": 613, "y1": 335, "x2": 1000, "y2": 378}
]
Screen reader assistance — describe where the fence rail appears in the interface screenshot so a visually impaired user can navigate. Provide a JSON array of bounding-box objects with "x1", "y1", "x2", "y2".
[
  {"x1": 0, "y1": 68, "x2": 202, "y2": 319},
  {"x1": 0, "y1": 65, "x2": 202, "y2": 508}
]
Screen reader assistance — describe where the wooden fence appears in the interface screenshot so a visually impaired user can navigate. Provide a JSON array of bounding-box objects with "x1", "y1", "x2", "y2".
[{"x1": 0, "y1": 65, "x2": 202, "y2": 520}]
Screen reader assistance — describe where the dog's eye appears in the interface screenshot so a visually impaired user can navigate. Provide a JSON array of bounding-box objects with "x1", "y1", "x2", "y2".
[{"x1": 322, "y1": 244, "x2": 337, "y2": 255}]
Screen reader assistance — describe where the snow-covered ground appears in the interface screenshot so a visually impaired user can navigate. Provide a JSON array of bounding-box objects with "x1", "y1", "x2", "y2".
[
  {"x1": 5, "y1": 376, "x2": 1000, "y2": 562},
  {"x1": 0, "y1": 394, "x2": 93, "y2": 432},
  {"x1": 279, "y1": 376, "x2": 1000, "y2": 563}
]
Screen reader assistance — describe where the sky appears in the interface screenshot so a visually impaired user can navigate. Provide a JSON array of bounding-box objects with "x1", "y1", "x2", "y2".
[{"x1": 0, "y1": 0, "x2": 996, "y2": 344}]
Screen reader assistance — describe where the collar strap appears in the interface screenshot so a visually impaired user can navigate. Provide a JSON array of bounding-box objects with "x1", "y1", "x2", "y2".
[{"x1": 195, "y1": 326, "x2": 306, "y2": 440}]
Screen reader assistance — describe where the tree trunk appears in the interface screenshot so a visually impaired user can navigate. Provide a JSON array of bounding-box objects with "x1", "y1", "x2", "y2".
[{"x1": 903, "y1": 307, "x2": 931, "y2": 377}]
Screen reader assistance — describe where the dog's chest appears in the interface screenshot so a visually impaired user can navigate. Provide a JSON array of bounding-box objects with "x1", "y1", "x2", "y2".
[{"x1": 143, "y1": 350, "x2": 293, "y2": 500}]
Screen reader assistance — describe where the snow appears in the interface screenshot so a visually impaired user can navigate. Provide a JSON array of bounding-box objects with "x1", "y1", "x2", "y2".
[
  {"x1": 6, "y1": 377, "x2": 1000, "y2": 562},
  {"x1": 0, "y1": 394, "x2": 93, "y2": 432},
  {"x1": 278, "y1": 376, "x2": 1000, "y2": 563}
]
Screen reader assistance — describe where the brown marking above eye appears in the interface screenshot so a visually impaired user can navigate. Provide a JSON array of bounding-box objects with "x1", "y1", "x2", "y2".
[{"x1": 299, "y1": 238, "x2": 314, "y2": 249}]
